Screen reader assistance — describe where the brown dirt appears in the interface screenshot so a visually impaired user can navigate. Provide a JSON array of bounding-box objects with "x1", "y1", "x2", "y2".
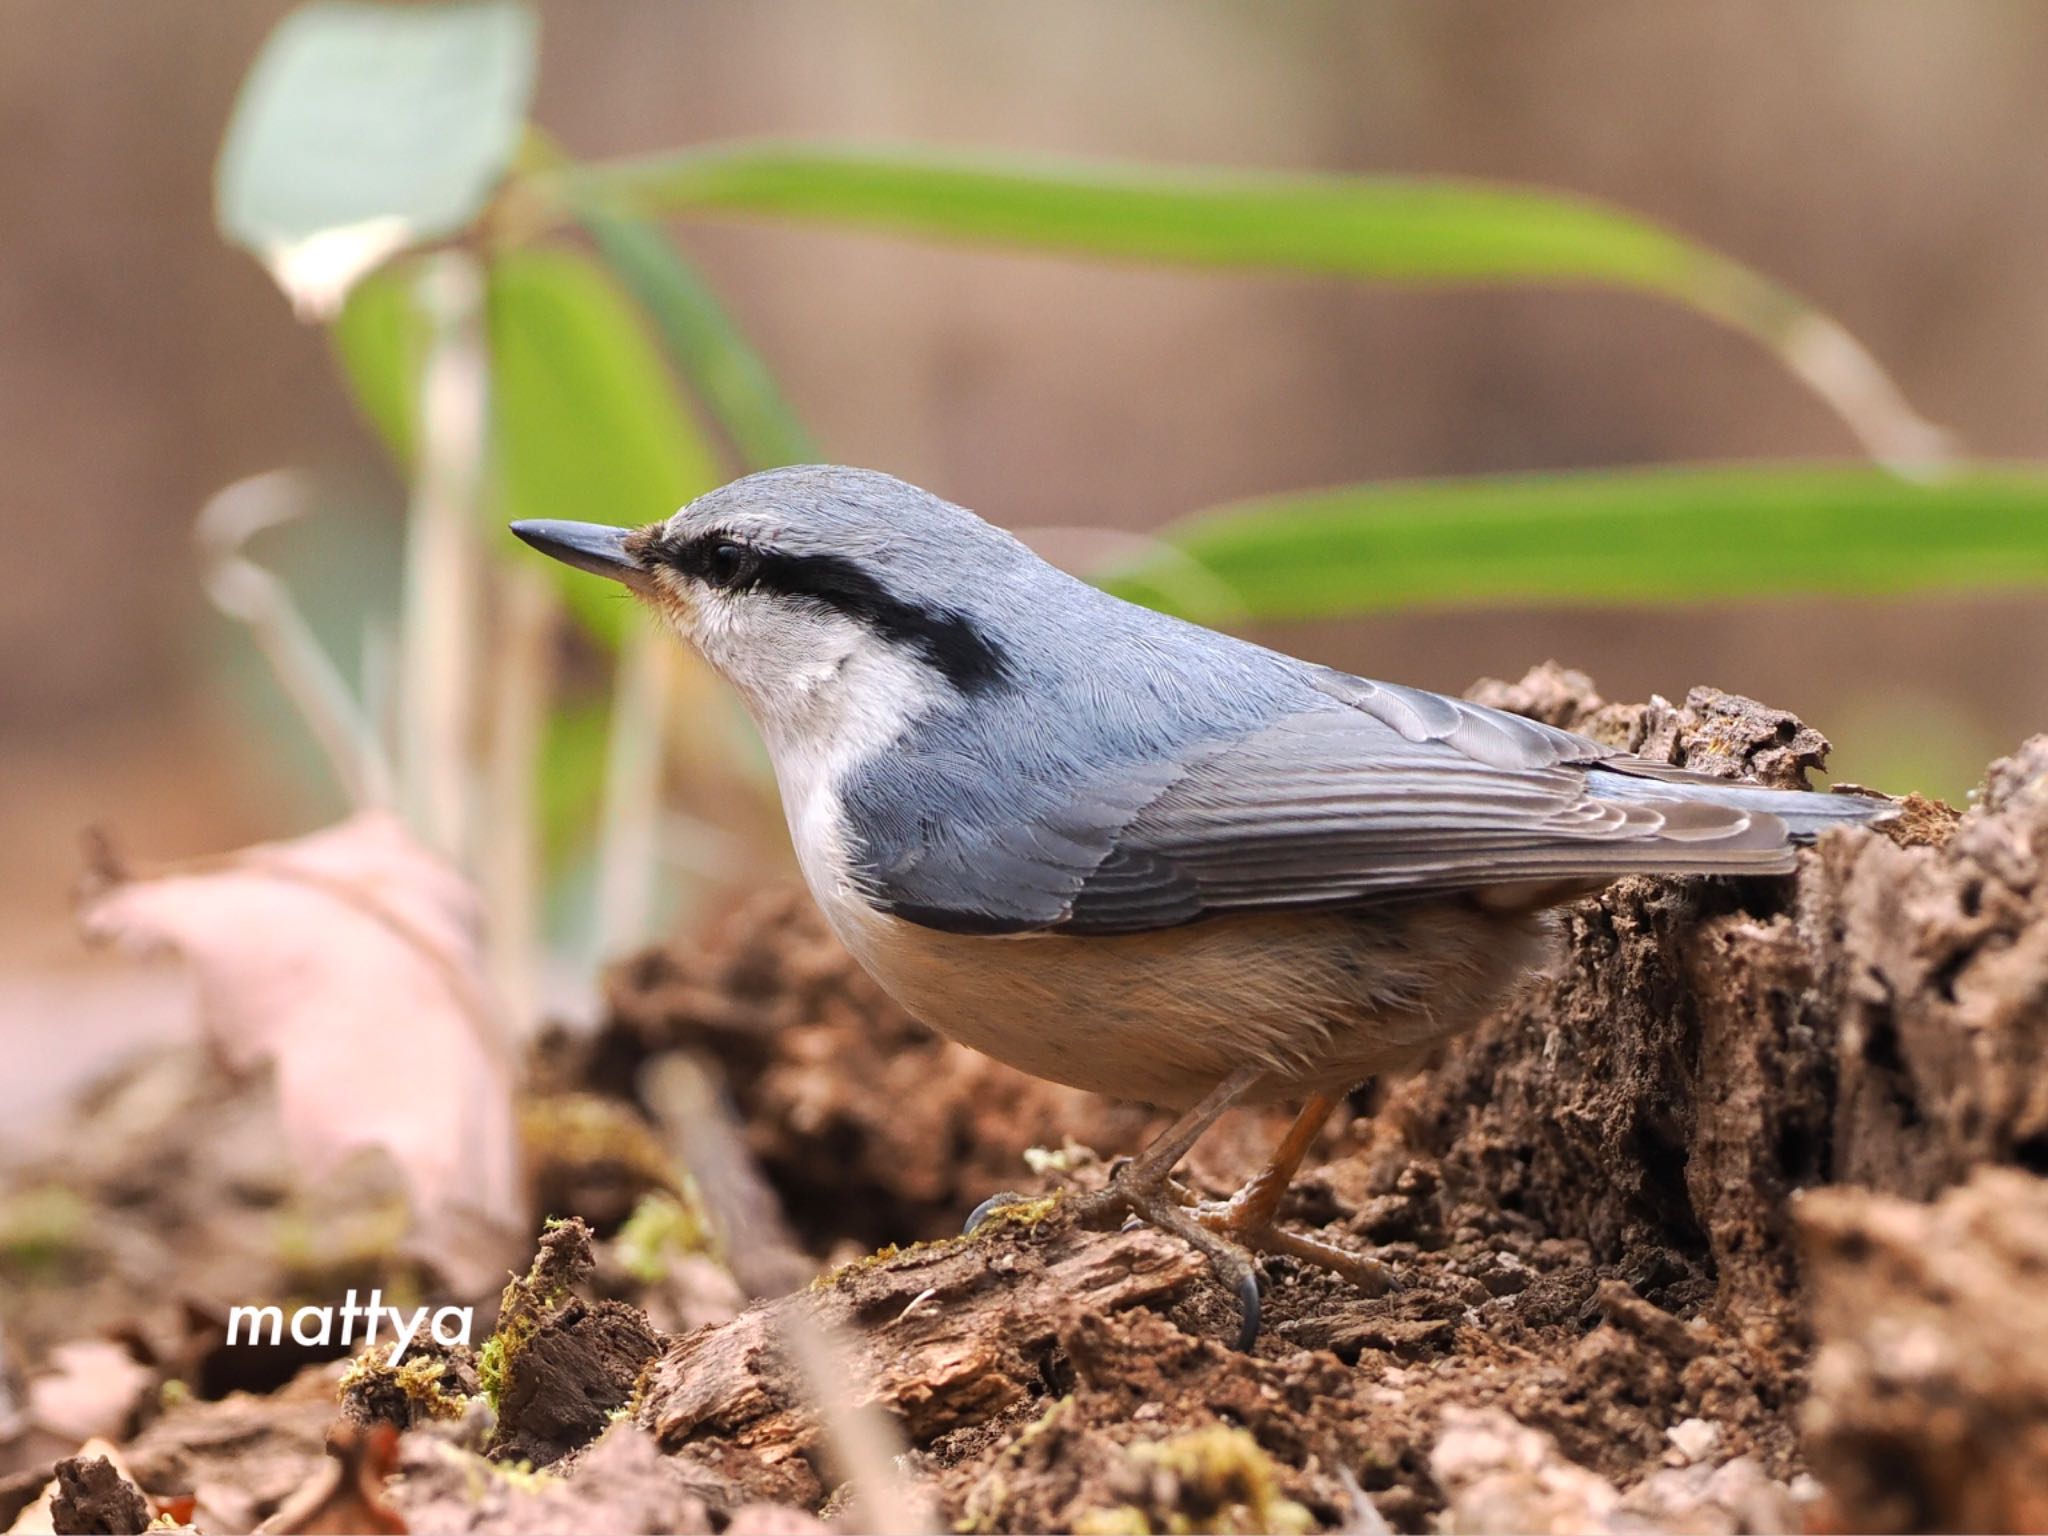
[
  {"x1": 4, "y1": 666, "x2": 2046, "y2": 1533},
  {"x1": 1799, "y1": 1169, "x2": 2048, "y2": 1534}
]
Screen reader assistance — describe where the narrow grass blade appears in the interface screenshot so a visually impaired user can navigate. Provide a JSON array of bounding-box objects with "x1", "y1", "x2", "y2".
[{"x1": 1103, "y1": 464, "x2": 2048, "y2": 623}]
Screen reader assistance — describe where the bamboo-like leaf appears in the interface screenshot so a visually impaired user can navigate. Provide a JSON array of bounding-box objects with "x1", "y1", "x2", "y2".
[
  {"x1": 329, "y1": 264, "x2": 425, "y2": 462},
  {"x1": 1102, "y1": 465, "x2": 2048, "y2": 623},
  {"x1": 486, "y1": 245, "x2": 722, "y2": 643},
  {"x1": 559, "y1": 142, "x2": 1945, "y2": 466},
  {"x1": 482, "y1": 247, "x2": 730, "y2": 960},
  {"x1": 334, "y1": 248, "x2": 722, "y2": 639},
  {"x1": 579, "y1": 206, "x2": 818, "y2": 470}
]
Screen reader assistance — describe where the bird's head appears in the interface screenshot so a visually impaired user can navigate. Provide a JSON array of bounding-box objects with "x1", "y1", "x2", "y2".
[{"x1": 512, "y1": 466, "x2": 1026, "y2": 751}]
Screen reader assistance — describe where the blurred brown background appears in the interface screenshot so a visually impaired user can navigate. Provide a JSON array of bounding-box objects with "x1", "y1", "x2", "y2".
[{"x1": 5, "y1": 0, "x2": 2045, "y2": 1006}]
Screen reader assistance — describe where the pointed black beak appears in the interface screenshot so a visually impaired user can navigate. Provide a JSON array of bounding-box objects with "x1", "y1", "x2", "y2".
[{"x1": 509, "y1": 520, "x2": 649, "y2": 588}]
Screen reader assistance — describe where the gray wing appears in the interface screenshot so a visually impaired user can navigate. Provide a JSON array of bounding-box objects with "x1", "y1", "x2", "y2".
[{"x1": 844, "y1": 672, "x2": 1814, "y2": 937}]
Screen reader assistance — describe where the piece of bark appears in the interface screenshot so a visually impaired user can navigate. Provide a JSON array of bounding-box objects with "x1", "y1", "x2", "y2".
[
  {"x1": 1467, "y1": 664, "x2": 1834, "y2": 790},
  {"x1": 487, "y1": 1220, "x2": 663, "y2": 1467},
  {"x1": 635, "y1": 1214, "x2": 1209, "y2": 1509},
  {"x1": 338, "y1": 1342, "x2": 478, "y2": 1432},
  {"x1": 1388, "y1": 713, "x2": 2045, "y2": 1341},
  {"x1": 48, "y1": 1455, "x2": 149, "y2": 1536}
]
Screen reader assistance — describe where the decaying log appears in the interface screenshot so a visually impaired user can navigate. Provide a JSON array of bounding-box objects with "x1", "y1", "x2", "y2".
[
  {"x1": 612, "y1": 668, "x2": 2048, "y2": 1532},
  {"x1": 636, "y1": 1215, "x2": 1209, "y2": 1508}
]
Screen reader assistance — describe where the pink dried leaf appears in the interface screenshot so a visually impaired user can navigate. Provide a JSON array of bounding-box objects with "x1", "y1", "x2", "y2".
[{"x1": 79, "y1": 811, "x2": 523, "y2": 1239}]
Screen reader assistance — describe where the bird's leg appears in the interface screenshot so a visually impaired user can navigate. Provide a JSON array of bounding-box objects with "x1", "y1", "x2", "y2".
[
  {"x1": 962, "y1": 1075, "x2": 1249, "y2": 1238},
  {"x1": 1062, "y1": 1065, "x2": 1263, "y2": 1229},
  {"x1": 1190, "y1": 1089, "x2": 1396, "y2": 1295}
]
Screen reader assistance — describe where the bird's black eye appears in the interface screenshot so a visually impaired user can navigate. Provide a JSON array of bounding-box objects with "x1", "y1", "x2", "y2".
[{"x1": 702, "y1": 540, "x2": 756, "y2": 590}]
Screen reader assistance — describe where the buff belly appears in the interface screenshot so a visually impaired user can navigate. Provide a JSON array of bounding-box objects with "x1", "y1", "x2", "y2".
[{"x1": 815, "y1": 892, "x2": 1557, "y2": 1111}]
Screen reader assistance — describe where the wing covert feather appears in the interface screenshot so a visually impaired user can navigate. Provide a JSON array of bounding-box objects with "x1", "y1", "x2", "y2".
[{"x1": 843, "y1": 671, "x2": 1800, "y2": 937}]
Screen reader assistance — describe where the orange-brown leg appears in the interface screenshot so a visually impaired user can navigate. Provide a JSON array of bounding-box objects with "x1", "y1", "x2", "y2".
[{"x1": 1193, "y1": 1090, "x2": 1395, "y2": 1294}]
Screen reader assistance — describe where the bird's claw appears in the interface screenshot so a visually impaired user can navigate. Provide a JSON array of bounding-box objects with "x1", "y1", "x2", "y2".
[
  {"x1": 1232, "y1": 1269, "x2": 1264, "y2": 1353},
  {"x1": 963, "y1": 1190, "x2": 1031, "y2": 1234}
]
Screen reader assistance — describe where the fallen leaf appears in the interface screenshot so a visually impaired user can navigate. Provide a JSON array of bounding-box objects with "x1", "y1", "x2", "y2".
[
  {"x1": 25, "y1": 1343, "x2": 153, "y2": 1445},
  {"x1": 79, "y1": 812, "x2": 523, "y2": 1243}
]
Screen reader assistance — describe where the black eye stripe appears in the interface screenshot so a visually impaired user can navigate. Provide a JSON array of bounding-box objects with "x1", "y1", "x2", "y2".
[{"x1": 655, "y1": 532, "x2": 1011, "y2": 695}]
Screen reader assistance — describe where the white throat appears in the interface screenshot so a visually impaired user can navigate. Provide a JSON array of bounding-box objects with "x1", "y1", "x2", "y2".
[{"x1": 683, "y1": 606, "x2": 942, "y2": 911}]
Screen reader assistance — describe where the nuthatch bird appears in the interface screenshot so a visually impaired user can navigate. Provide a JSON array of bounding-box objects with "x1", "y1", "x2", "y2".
[{"x1": 514, "y1": 465, "x2": 1889, "y2": 1346}]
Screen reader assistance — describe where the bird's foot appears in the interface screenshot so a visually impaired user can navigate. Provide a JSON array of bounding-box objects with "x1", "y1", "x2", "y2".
[
  {"x1": 961, "y1": 1068, "x2": 1271, "y2": 1349},
  {"x1": 1063, "y1": 1168, "x2": 1265, "y2": 1351},
  {"x1": 1187, "y1": 1191, "x2": 1397, "y2": 1295}
]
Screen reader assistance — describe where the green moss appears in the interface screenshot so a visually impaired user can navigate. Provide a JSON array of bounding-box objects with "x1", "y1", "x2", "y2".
[
  {"x1": 1022, "y1": 1145, "x2": 1080, "y2": 1175},
  {"x1": 973, "y1": 1195, "x2": 1062, "y2": 1232},
  {"x1": 1072, "y1": 1509, "x2": 1155, "y2": 1536},
  {"x1": 958, "y1": 1396, "x2": 1075, "y2": 1533},
  {"x1": 0, "y1": 1186, "x2": 90, "y2": 1275},
  {"x1": 340, "y1": 1350, "x2": 470, "y2": 1422},
  {"x1": 476, "y1": 1326, "x2": 518, "y2": 1416},
  {"x1": 613, "y1": 1188, "x2": 714, "y2": 1284},
  {"x1": 477, "y1": 1236, "x2": 570, "y2": 1418},
  {"x1": 268, "y1": 1195, "x2": 416, "y2": 1301},
  {"x1": 519, "y1": 1094, "x2": 678, "y2": 1189},
  {"x1": 489, "y1": 1456, "x2": 560, "y2": 1493},
  {"x1": 810, "y1": 1194, "x2": 1064, "y2": 1293},
  {"x1": 1088, "y1": 1426, "x2": 1315, "y2": 1536}
]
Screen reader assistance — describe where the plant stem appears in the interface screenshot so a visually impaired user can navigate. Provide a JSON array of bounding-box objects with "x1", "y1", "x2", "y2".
[
  {"x1": 482, "y1": 562, "x2": 557, "y2": 1035},
  {"x1": 396, "y1": 252, "x2": 490, "y2": 860},
  {"x1": 197, "y1": 472, "x2": 395, "y2": 810},
  {"x1": 591, "y1": 620, "x2": 672, "y2": 964}
]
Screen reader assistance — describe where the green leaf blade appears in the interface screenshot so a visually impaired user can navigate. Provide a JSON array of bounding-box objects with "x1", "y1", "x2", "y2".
[
  {"x1": 574, "y1": 142, "x2": 1709, "y2": 293},
  {"x1": 329, "y1": 264, "x2": 426, "y2": 462},
  {"x1": 487, "y1": 247, "x2": 724, "y2": 637},
  {"x1": 330, "y1": 248, "x2": 723, "y2": 641},
  {"x1": 579, "y1": 206, "x2": 818, "y2": 471},
  {"x1": 1105, "y1": 466, "x2": 2048, "y2": 622},
  {"x1": 564, "y1": 142, "x2": 1942, "y2": 464}
]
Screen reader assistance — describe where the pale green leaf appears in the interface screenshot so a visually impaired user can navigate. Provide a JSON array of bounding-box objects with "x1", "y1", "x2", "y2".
[{"x1": 218, "y1": 0, "x2": 536, "y2": 315}]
